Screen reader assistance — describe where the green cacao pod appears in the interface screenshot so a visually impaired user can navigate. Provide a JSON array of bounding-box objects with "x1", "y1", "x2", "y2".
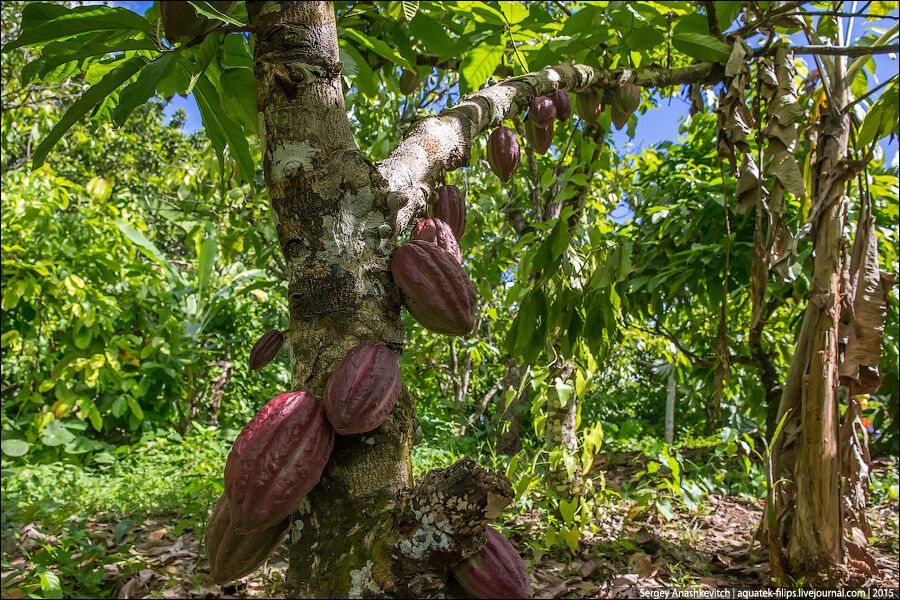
[
  {"x1": 432, "y1": 185, "x2": 466, "y2": 240},
  {"x1": 412, "y1": 218, "x2": 462, "y2": 263},
  {"x1": 249, "y1": 329, "x2": 284, "y2": 370},
  {"x1": 524, "y1": 119, "x2": 554, "y2": 155},
  {"x1": 576, "y1": 88, "x2": 602, "y2": 124},
  {"x1": 611, "y1": 82, "x2": 640, "y2": 130},
  {"x1": 204, "y1": 494, "x2": 288, "y2": 585},
  {"x1": 527, "y1": 96, "x2": 556, "y2": 127},
  {"x1": 451, "y1": 526, "x2": 532, "y2": 599},
  {"x1": 391, "y1": 241, "x2": 476, "y2": 336},
  {"x1": 548, "y1": 89, "x2": 572, "y2": 122},
  {"x1": 486, "y1": 126, "x2": 520, "y2": 182},
  {"x1": 224, "y1": 391, "x2": 334, "y2": 533},
  {"x1": 323, "y1": 342, "x2": 402, "y2": 435},
  {"x1": 399, "y1": 69, "x2": 421, "y2": 95}
]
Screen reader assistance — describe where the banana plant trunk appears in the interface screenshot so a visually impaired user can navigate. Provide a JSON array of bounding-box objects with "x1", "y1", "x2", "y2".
[{"x1": 248, "y1": 2, "x2": 511, "y2": 596}]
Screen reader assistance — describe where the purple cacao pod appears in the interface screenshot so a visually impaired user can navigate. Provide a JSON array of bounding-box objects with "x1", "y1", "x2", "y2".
[
  {"x1": 611, "y1": 82, "x2": 640, "y2": 130},
  {"x1": 548, "y1": 89, "x2": 572, "y2": 122},
  {"x1": 524, "y1": 119, "x2": 554, "y2": 155},
  {"x1": 323, "y1": 342, "x2": 402, "y2": 435},
  {"x1": 204, "y1": 494, "x2": 288, "y2": 584},
  {"x1": 249, "y1": 329, "x2": 284, "y2": 370},
  {"x1": 224, "y1": 391, "x2": 335, "y2": 533},
  {"x1": 391, "y1": 240, "x2": 477, "y2": 336},
  {"x1": 486, "y1": 126, "x2": 520, "y2": 182},
  {"x1": 432, "y1": 185, "x2": 466, "y2": 240},
  {"x1": 412, "y1": 218, "x2": 462, "y2": 263},
  {"x1": 528, "y1": 96, "x2": 557, "y2": 127},
  {"x1": 399, "y1": 69, "x2": 420, "y2": 95},
  {"x1": 576, "y1": 88, "x2": 602, "y2": 124},
  {"x1": 451, "y1": 527, "x2": 532, "y2": 599}
]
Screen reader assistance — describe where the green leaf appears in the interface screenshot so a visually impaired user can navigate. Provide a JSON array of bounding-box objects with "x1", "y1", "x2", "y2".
[
  {"x1": 714, "y1": 1, "x2": 742, "y2": 31},
  {"x1": 559, "y1": 497, "x2": 579, "y2": 524},
  {"x1": 343, "y1": 28, "x2": 414, "y2": 70},
  {"x1": 32, "y1": 56, "x2": 147, "y2": 169},
  {"x1": 197, "y1": 230, "x2": 218, "y2": 293},
  {"x1": 114, "y1": 52, "x2": 179, "y2": 125},
  {"x1": 4, "y1": 4, "x2": 153, "y2": 51},
  {"x1": 86, "y1": 176, "x2": 113, "y2": 202},
  {"x1": 219, "y1": 67, "x2": 258, "y2": 133},
  {"x1": 499, "y1": 2, "x2": 529, "y2": 24},
  {"x1": 21, "y1": 35, "x2": 157, "y2": 84},
  {"x1": 115, "y1": 219, "x2": 178, "y2": 277},
  {"x1": 459, "y1": 41, "x2": 504, "y2": 93},
  {"x1": 41, "y1": 420, "x2": 77, "y2": 447},
  {"x1": 187, "y1": 1, "x2": 244, "y2": 26},
  {"x1": 1, "y1": 439, "x2": 30, "y2": 457},
  {"x1": 195, "y1": 72, "x2": 255, "y2": 182},
  {"x1": 340, "y1": 40, "x2": 379, "y2": 98},
  {"x1": 672, "y1": 32, "x2": 731, "y2": 62}
]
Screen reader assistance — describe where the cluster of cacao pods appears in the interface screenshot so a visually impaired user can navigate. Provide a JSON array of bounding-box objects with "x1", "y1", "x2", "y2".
[
  {"x1": 393, "y1": 183, "x2": 476, "y2": 336},
  {"x1": 210, "y1": 336, "x2": 404, "y2": 582},
  {"x1": 451, "y1": 526, "x2": 532, "y2": 599},
  {"x1": 524, "y1": 91, "x2": 572, "y2": 155}
]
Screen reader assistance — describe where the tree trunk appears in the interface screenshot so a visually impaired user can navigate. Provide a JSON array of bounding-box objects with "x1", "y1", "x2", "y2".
[
  {"x1": 665, "y1": 371, "x2": 676, "y2": 444},
  {"x1": 250, "y1": 4, "x2": 511, "y2": 597},
  {"x1": 544, "y1": 363, "x2": 580, "y2": 498},
  {"x1": 767, "y1": 52, "x2": 851, "y2": 581}
]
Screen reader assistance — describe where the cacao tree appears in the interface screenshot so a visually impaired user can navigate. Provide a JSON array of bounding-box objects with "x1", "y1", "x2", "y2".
[{"x1": 5, "y1": 0, "x2": 898, "y2": 594}]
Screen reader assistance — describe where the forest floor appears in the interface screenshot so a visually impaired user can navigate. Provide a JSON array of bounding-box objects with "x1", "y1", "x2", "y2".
[{"x1": 2, "y1": 459, "x2": 897, "y2": 599}]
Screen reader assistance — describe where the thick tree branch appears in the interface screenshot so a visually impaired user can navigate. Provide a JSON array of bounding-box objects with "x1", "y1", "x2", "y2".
[
  {"x1": 753, "y1": 42, "x2": 899, "y2": 57},
  {"x1": 376, "y1": 61, "x2": 722, "y2": 234}
]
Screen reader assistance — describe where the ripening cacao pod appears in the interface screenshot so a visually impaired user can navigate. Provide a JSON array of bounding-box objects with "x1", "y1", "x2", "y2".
[
  {"x1": 205, "y1": 494, "x2": 288, "y2": 585},
  {"x1": 548, "y1": 89, "x2": 572, "y2": 122},
  {"x1": 524, "y1": 119, "x2": 554, "y2": 155},
  {"x1": 432, "y1": 185, "x2": 466, "y2": 240},
  {"x1": 528, "y1": 96, "x2": 557, "y2": 127},
  {"x1": 412, "y1": 218, "x2": 462, "y2": 263},
  {"x1": 249, "y1": 329, "x2": 284, "y2": 370},
  {"x1": 611, "y1": 82, "x2": 640, "y2": 130},
  {"x1": 486, "y1": 126, "x2": 520, "y2": 182},
  {"x1": 323, "y1": 342, "x2": 401, "y2": 435},
  {"x1": 225, "y1": 391, "x2": 335, "y2": 533},
  {"x1": 399, "y1": 69, "x2": 421, "y2": 95},
  {"x1": 576, "y1": 88, "x2": 602, "y2": 124},
  {"x1": 391, "y1": 241, "x2": 476, "y2": 336},
  {"x1": 451, "y1": 527, "x2": 532, "y2": 599},
  {"x1": 160, "y1": 1, "x2": 235, "y2": 43}
]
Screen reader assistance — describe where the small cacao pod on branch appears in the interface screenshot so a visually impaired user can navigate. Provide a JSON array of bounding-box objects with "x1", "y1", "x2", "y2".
[
  {"x1": 391, "y1": 240, "x2": 476, "y2": 336},
  {"x1": 576, "y1": 88, "x2": 602, "y2": 124},
  {"x1": 249, "y1": 329, "x2": 284, "y2": 370},
  {"x1": 432, "y1": 185, "x2": 466, "y2": 240},
  {"x1": 204, "y1": 494, "x2": 288, "y2": 585},
  {"x1": 160, "y1": 1, "x2": 235, "y2": 43},
  {"x1": 548, "y1": 89, "x2": 572, "y2": 122},
  {"x1": 412, "y1": 218, "x2": 462, "y2": 263},
  {"x1": 611, "y1": 82, "x2": 640, "y2": 130},
  {"x1": 324, "y1": 342, "x2": 402, "y2": 435},
  {"x1": 528, "y1": 96, "x2": 557, "y2": 127},
  {"x1": 486, "y1": 126, "x2": 520, "y2": 182},
  {"x1": 451, "y1": 526, "x2": 532, "y2": 599},
  {"x1": 524, "y1": 119, "x2": 554, "y2": 155},
  {"x1": 224, "y1": 391, "x2": 334, "y2": 533},
  {"x1": 399, "y1": 69, "x2": 421, "y2": 95}
]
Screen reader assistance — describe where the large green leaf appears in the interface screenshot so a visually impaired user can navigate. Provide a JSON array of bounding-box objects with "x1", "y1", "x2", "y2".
[
  {"x1": 343, "y1": 28, "x2": 414, "y2": 70},
  {"x1": 115, "y1": 219, "x2": 178, "y2": 279},
  {"x1": 114, "y1": 52, "x2": 179, "y2": 125},
  {"x1": 187, "y1": 1, "x2": 245, "y2": 26},
  {"x1": 194, "y1": 73, "x2": 255, "y2": 182},
  {"x1": 21, "y1": 34, "x2": 157, "y2": 84},
  {"x1": 32, "y1": 56, "x2": 148, "y2": 169},
  {"x1": 4, "y1": 4, "x2": 153, "y2": 51},
  {"x1": 672, "y1": 32, "x2": 731, "y2": 62},
  {"x1": 459, "y1": 41, "x2": 504, "y2": 93}
]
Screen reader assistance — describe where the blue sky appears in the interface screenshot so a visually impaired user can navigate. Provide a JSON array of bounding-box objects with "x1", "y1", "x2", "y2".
[{"x1": 117, "y1": 1, "x2": 897, "y2": 162}]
